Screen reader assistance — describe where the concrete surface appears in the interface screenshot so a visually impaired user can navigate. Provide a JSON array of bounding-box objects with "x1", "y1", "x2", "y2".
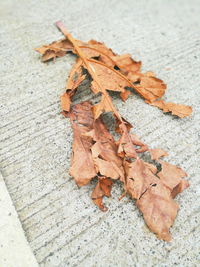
[
  {"x1": 0, "y1": 0, "x2": 200, "y2": 266},
  {"x1": 0, "y1": 173, "x2": 38, "y2": 267}
]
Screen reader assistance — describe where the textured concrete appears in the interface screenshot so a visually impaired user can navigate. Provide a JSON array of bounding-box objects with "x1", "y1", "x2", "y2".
[
  {"x1": 0, "y1": 173, "x2": 38, "y2": 267},
  {"x1": 0, "y1": 0, "x2": 200, "y2": 266}
]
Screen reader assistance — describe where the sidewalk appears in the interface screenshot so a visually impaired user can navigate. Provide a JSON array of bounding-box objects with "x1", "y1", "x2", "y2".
[
  {"x1": 0, "y1": 173, "x2": 38, "y2": 267},
  {"x1": 0, "y1": 0, "x2": 200, "y2": 266}
]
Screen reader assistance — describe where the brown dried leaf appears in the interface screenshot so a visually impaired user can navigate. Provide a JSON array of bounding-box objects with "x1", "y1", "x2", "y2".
[
  {"x1": 171, "y1": 180, "x2": 190, "y2": 199},
  {"x1": 92, "y1": 95, "x2": 113, "y2": 120},
  {"x1": 157, "y1": 161, "x2": 189, "y2": 197},
  {"x1": 80, "y1": 40, "x2": 116, "y2": 67},
  {"x1": 128, "y1": 71, "x2": 167, "y2": 102},
  {"x1": 90, "y1": 59, "x2": 129, "y2": 94},
  {"x1": 136, "y1": 182, "x2": 179, "y2": 241},
  {"x1": 69, "y1": 102, "x2": 97, "y2": 186},
  {"x1": 125, "y1": 158, "x2": 181, "y2": 241},
  {"x1": 112, "y1": 53, "x2": 141, "y2": 74},
  {"x1": 124, "y1": 158, "x2": 158, "y2": 199},
  {"x1": 60, "y1": 92, "x2": 71, "y2": 112},
  {"x1": 88, "y1": 117, "x2": 125, "y2": 181},
  {"x1": 131, "y1": 134, "x2": 148, "y2": 153},
  {"x1": 91, "y1": 177, "x2": 113, "y2": 211},
  {"x1": 35, "y1": 39, "x2": 74, "y2": 61},
  {"x1": 61, "y1": 59, "x2": 86, "y2": 113},
  {"x1": 37, "y1": 22, "x2": 192, "y2": 241},
  {"x1": 66, "y1": 58, "x2": 85, "y2": 90},
  {"x1": 150, "y1": 148, "x2": 168, "y2": 160},
  {"x1": 149, "y1": 100, "x2": 192, "y2": 118},
  {"x1": 117, "y1": 123, "x2": 137, "y2": 158},
  {"x1": 120, "y1": 90, "x2": 131, "y2": 101},
  {"x1": 117, "y1": 124, "x2": 148, "y2": 158}
]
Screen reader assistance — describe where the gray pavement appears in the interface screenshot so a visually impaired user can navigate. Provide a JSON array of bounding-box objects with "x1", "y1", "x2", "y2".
[
  {"x1": 0, "y1": 173, "x2": 38, "y2": 267},
  {"x1": 0, "y1": 0, "x2": 200, "y2": 266}
]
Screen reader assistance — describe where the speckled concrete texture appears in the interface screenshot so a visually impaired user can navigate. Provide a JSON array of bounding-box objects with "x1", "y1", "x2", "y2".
[
  {"x1": 0, "y1": 173, "x2": 38, "y2": 267},
  {"x1": 0, "y1": 0, "x2": 200, "y2": 266}
]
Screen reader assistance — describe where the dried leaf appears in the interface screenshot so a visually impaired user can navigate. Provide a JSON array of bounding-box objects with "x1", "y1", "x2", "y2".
[
  {"x1": 35, "y1": 39, "x2": 73, "y2": 61},
  {"x1": 131, "y1": 134, "x2": 148, "y2": 153},
  {"x1": 60, "y1": 92, "x2": 71, "y2": 112},
  {"x1": 125, "y1": 158, "x2": 180, "y2": 241},
  {"x1": 89, "y1": 117, "x2": 125, "y2": 181},
  {"x1": 128, "y1": 72, "x2": 167, "y2": 102},
  {"x1": 120, "y1": 90, "x2": 131, "y2": 101},
  {"x1": 90, "y1": 59, "x2": 129, "y2": 94},
  {"x1": 92, "y1": 95, "x2": 113, "y2": 119},
  {"x1": 61, "y1": 59, "x2": 86, "y2": 113},
  {"x1": 149, "y1": 100, "x2": 192, "y2": 118},
  {"x1": 37, "y1": 22, "x2": 191, "y2": 241},
  {"x1": 171, "y1": 180, "x2": 190, "y2": 199},
  {"x1": 112, "y1": 53, "x2": 141, "y2": 74},
  {"x1": 80, "y1": 40, "x2": 116, "y2": 67},
  {"x1": 150, "y1": 148, "x2": 168, "y2": 160},
  {"x1": 69, "y1": 102, "x2": 97, "y2": 186},
  {"x1": 157, "y1": 161, "x2": 189, "y2": 197},
  {"x1": 117, "y1": 123, "x2": 137, "y2": 158},
  {"x1": 66, "y1": 58, "x2": 85, "y2": 90},
  {"x1": 136, "y1": 182, "x2": 179, "y2": 241},
  {"x1": 117, "y1": 124, "x2": 147, "y2": 158},
  {"x1": 91, "y1": 177, "x2": 113, "y2": 211},
  {"x1": 124, "y1": 158, "x2": 158, "y2": 199}
]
